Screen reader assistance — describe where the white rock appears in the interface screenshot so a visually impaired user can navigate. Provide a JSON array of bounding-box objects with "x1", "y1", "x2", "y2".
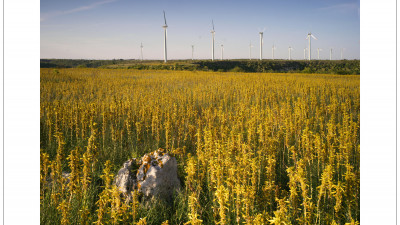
[
  {"x1": 114, "y1": 159, "x2": 137, "y2": 201},
  {"x1": 138, "y1": 154, "x2": 181, "y2": 200},
  {"x1": 114, "y1": 149, "x2": 181, "y2": 201}
]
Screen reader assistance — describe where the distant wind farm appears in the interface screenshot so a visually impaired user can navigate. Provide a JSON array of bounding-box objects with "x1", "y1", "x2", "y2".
[{"x1": 133, "y1": 11, "x2": 351, "y2": 62}]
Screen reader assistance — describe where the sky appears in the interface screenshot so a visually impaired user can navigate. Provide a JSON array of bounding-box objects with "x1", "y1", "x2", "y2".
[{"x1": 40, "y1": 0, "x2": 360, "y2": 60}]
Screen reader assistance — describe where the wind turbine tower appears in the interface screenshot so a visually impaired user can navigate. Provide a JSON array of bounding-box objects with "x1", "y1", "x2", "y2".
[
  {"x1": 221, "y1": 44, "x2": 224, "y2": 60},
  {"x1": 162, "y1": 11, "x2": 168, "y2": 63},
  {"x1": 191, "y1": 45, "x2": 194, "y2": 61},
  {"x1": 317, "y1": 48, "x2": 322, "y2": 60},
  {"x1": 259, "y1": 31, "x2": 263, "y2": 60},
  {"x1": 249, "y1": 42, "x2": 253, "y2": 60},
  {"x1": 303, "y1": 47, "x2": 307, "y2": 60},
  {"x1": 288, "y1": 46, "x2": 293, "y2": 60},
  {"x1": 272, "y1": 44, "x2": 276, "y2": 60},
  {"x1": 140, "y1": 42, "x2": 143, "y2": 61},
  {"x1": 341, "y1": 48, "x2": 345, "y2": 60},
  {"x1": 330, "y1": 48, "x2": 333, "y2": 60},
  {"x1": 211, "y1": 20, "x2": 215, "y2": 61},
  {"x1": 306, "y1": 32, "x2": 317, "y2": 60}
]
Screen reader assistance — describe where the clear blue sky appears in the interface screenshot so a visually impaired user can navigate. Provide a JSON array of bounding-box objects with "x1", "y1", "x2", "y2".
[{"x1": 40, "y1": 0, "x2": 360, "y2": 60}]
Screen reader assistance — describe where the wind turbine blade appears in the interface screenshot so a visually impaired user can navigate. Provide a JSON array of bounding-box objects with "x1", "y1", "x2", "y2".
[
  {"x1": 163, "y1": 11, "x2": 167, "y2": 26},
  {"x1": 311, "y1": 34, "x2": 317, "y2": 40},
  {"x1": 212, "y1": 20, "x2": 214, "y2": 30}
]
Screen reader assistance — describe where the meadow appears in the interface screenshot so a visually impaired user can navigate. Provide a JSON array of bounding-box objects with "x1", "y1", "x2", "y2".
[{"x1": 40, "y1": 68, "x2": 359, "y2": 224}]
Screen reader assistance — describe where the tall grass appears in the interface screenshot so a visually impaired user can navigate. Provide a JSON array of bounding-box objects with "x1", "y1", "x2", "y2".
[{"x1": 41, "y1": 68, "x2": 359, "y2": 224}]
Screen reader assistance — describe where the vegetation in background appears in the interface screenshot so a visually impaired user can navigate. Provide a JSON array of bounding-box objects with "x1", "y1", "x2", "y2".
[
  {"x1": 40, "y1": 59, "x2": 360, "y2": 75},
  {"x1": 41, "y1": 68, "x2": 360, "y2": 224}
]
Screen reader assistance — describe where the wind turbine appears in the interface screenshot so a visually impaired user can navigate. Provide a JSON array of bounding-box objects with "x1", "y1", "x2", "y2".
[
  {"x1": 288, "y1": 46, "x2": 293, "y2": 60},
  {"x1": 162, "y1": 11, "x2": 168, "y2": 63},
  {"x1": 211, "y1": 20, "x2": 215, "y2": 61},
  {"x1": 306, "y1": 32, "x2": 317, "y2": 60},
  {"x1": 249, "y1": 42, "x2": 253, "y2": 60},
  {"x1": 259, "y1": 30, "x2": 264, "y2": 60},
  {"x1": 221, "y1": 44, "x2": 224, "y2": 60},
  {"x1": 330, "y1": 48, "x2": 333, "y2": 60},
  {"x1": 191, "y1": 45, "x2": 195, "y2": 60},
  {"x1": 317, "y1": 48, "x2": 323, "y2": 60},
  {"x1": 140, "y1": 42, "x2": 143, "y2": 61},
  {"x1": 272, "y1": 44, "x2": 276, "y2": 60},
  {"x1": 341, "y1": 48, "x2": 345, "y2": 60},
  {"x1": 303, "y1": 47, "x2": 308, "y2": 60}
]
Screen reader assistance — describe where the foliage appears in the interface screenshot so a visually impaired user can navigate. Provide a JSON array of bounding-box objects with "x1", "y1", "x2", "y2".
[{"x1": 40, "y1": 59, "x2": 360, "y2": 75}]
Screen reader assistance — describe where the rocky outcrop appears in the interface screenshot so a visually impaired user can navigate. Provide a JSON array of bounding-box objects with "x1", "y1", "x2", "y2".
[
  {"x1": 114, "y1": 148, "x2": 181, "y2": 202},
  {"x1": 137, "y1": 151, "x2": 181, "y2": 200},
  {"x1": 114, "y1": 159, "x2": 138, "y2": 202}
]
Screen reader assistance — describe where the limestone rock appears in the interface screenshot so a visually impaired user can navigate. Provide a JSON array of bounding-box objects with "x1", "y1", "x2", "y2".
[
  {"x1": 138, "y1": 150, "x2": 181, "y2": 200},
  {"x1": 114, "y1": 159, "x2": 138, "y2": 201},
  {"x1": 114, "y1": 148, "x2": 180, "y2": 201}
]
